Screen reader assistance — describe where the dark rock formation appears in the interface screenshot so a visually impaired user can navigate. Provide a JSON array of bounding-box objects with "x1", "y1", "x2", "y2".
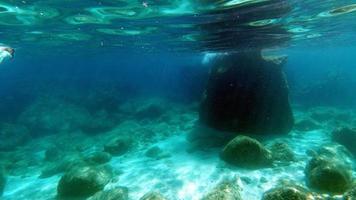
[
  {"x1": 88, "y1": 187, "x2": 129, "y2": 200},
  {"x1": 220, "y1": 135, "x2": 272, "y2": 168},
  {"x1": 200, "y1": 52, "x2": 294, "y2": 135},
  {"x1": 262, "y1": 185, "x2": 311, "y2": 200},
  {"x1": 57, "y1": 166, "x2": 111, "y2": 198},
  {"x1": 332, "y1": 127, "x2": 356, "y2": 156},
  {"x1": 201, "y1": 180, "x2": 242, "y2": 200},
  {"x1": 0, "y1": 123, "x2": 29, "y2": 151},
  {"x1": 140, "y1": 192, "x2": 168, "y2": 200},
  {"x1": 305, "y1": 155, "x2": 352, "y2": 194}
]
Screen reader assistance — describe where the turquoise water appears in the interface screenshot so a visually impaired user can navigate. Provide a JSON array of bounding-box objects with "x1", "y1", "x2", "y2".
[{"x1": 1, "y1": 0, "x2": 356, "y2": 200}]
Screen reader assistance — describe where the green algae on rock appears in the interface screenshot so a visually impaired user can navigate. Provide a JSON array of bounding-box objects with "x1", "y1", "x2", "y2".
[
  {"x1": 269, "y1": 141, "x2": 296, "y2": 163},
  {"x1": 57, "y1": 166, "x2": 111, "y2": 198},
  {"x1": 220, "y1": 135, "x2": 272, "y2": 168},
  {"x1": 201, "y1": 180, "x2": 242, "y2": 200},
  {"x1": 262, "y1": 185, "x2": 312, "y2": 200},
  {"x1": 140, "y1": 192, "x2": 168, "y2": 200},
  {"x1": 88, "y1": 187, "x2": 129, "y2": 200},
  {"x1": 305, "y1": 156, "x2": 352, "y2": 194}
]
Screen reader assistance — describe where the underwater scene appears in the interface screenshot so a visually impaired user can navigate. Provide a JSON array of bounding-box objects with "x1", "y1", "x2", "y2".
[{"x1": 1, "y1": 0, "x2": 356, "y2": 199}]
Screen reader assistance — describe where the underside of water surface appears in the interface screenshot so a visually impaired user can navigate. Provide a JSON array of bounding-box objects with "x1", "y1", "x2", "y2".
[{"x1": 0, "y1": 0, "x2": 356, "y2": 200}]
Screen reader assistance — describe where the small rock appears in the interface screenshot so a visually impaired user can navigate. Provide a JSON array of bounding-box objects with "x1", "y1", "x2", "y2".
[
  {"x1": 104, "y1": 137, "x2": 133, "y2": 156},
  {"x1": 201, "y1": 180, "x2": 242, "y2": 200},
  {"x1": 57, "y1": 166, "x2": 111, "y2": 198},
  {"x1": 269, "y1": 142, "x2": 295, "y2": 163},
  {"x1": 294, "y1": 119, "x2": 320, "y2": 132},
  {"x1": 88, "y1": 187, "x2": 129, "y2": 200},
  {"x1": 145, "y1": 146, "x2": 170, "y2": 160},
  {"x1": 86, "y1": 152, "x2": 112, "y2": 165},
  {"x1": 262, "y1": 185, "x2": 311, "y2": 200},
  {"x1": 220, "y1": 135, "x2": 272, "y2": 168},
  {"x1": 140, "y1": 192, "x2": 168, "y2": 200},
  {"x1": 332, "y1": 127, "x2": 356, "y2": 156}
]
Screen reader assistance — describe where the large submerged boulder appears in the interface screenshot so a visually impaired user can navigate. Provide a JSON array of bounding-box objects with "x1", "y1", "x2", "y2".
[
  {"x1": 220, "y1": 135, "x2": 272, "y2": 168},
  {"x1": 200, "y1": 52, "x2": 294, "y2": 135},
  {"x1": 57, "y1": 166, "x2": 111, "y2": 198}
]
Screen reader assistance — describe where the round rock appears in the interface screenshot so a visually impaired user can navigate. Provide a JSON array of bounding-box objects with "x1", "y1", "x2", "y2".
[
  {"x1": 220, "y1": 135, "x2": 272, "y2": 168},
  {"x1": 57, "y1": 166, "x2": 111, "y2": 198}
]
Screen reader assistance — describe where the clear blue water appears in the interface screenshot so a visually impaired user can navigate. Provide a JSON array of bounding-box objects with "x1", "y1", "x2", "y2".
[{"x1": 0, "y1": 0, "x2": 356, "y2": 200}]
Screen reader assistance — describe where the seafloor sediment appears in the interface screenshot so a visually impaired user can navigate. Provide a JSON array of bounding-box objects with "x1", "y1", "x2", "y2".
[{"x1": 0, "y1": 96, "x2": 355, "y2": 200}]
